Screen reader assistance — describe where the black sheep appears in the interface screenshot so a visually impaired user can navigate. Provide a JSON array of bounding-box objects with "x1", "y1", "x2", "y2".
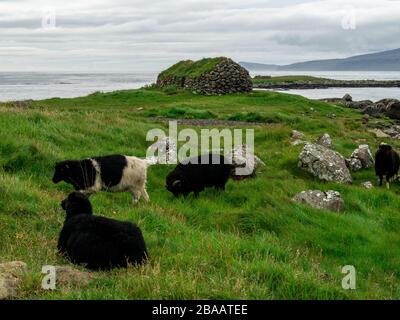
[
  {"x1": 166, "y1": 154, "x2": 235, "y2": 197},
  {"x1": 375, "y1": 143, "x2": 400, "y2": 189},
  {"x1": 58, "y1": 192, "x2": 148, "y2": 270}
]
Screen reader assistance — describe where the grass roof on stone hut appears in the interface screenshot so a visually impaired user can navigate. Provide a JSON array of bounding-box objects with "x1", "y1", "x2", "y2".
[{"x1": 158, "y1": 57, "x2": 227, "y2": 81}]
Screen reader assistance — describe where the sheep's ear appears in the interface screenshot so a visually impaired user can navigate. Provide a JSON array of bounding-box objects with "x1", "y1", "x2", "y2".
[{"x1": 65, "y1": 164, "x2": 70, "y2": 169}]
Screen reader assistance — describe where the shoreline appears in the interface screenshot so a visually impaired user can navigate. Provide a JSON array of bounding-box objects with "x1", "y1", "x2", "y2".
[{"x1": 253, "y1": 81, "x2": 400, "y2": 90}]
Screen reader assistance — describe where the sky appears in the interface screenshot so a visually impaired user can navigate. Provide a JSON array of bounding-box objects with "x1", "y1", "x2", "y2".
[{"x1": 0, "y1": 0, "x2": 399, "y2": 72}]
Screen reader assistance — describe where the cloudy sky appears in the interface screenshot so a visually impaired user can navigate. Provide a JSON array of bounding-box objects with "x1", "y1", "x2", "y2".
[{"x1": 0, "y1": 0, "x2": 399, "y2": 72}]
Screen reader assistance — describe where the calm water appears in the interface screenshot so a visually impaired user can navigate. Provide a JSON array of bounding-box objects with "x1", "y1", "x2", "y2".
[
  {"x1": 0, "y1": 72, "x2": 157, "y2": 101},
  {"x1": 1, "y1": 71, "x2": 400, "y2": 102}
]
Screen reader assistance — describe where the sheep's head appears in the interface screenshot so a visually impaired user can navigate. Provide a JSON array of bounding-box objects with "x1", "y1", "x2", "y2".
[
  {"x1": 379, "y1": 143, "x2": 393, "y2": 154},
  {"x1": 53, "y1": 161, "x2": 72, "y2": 183},
  {"x1": 61, "y1": 192, "x2": 93, "y2": 219},
  {"x1": 166, "y1": 172, "x2": 186, "y2": 197}
]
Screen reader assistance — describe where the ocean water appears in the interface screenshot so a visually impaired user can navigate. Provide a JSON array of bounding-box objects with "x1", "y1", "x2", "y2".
[
  {"x1": 0, "y1": 72, "x2": 157, "y2": 102},
  {"x1": 0, "y1": 71, "x2": 400, "y2": 102},
  {"x1": 275, "y1": 87, "x2": 400, "y2": 101}
]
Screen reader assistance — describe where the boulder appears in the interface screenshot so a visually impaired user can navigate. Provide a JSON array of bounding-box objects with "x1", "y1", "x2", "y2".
[
  {"x1": 385, "y1": 101, "x2": 400, "y2": 120},
  {"x1": 345, "y1": 157, "x2": 363, "y2": 172},
  {"x1": 298, "y1": 143, "x2": 352, "y2": 184},
  {"x1": 362, "y1": 105, "x2": 381, "y2": 117},
  {"x1": 0, "y1": 261, "x2": 27, "y2": 300},
  {"x1": 293, "y1": 190, "x2": 345, "y2": 212},
  {"x1": 315, "y1": 133, "x2": 332, "y2": 148},
  {"x1": 226, "y1": 144, "x2": 265, "y2": 180},
  {"x1": 350, "y1": 144, "x2": 374, "y2": 169},
  {"x1": 342, "y1": 94, "x2": 352, "y2": 102},
  {"x1": 376, "y1": 98, "x2": 399, "y2": 110},
  {"x1": 346, "y1": 100, "x2": 374, "y2": 109}
]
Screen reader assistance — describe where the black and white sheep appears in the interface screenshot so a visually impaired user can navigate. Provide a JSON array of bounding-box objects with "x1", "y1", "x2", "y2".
[
  {"x1": 166, "y1": 154, "x2": 236, "y2": 197},
  {"x1": 375, "y1": 143, "x2": 400, "y2": 189},
  {"x1": 52, "y1": 154, "x2": 150, "y2": 204},
  {"x1": 58, "y1": 192, "x2": 148, "y2": 270}
]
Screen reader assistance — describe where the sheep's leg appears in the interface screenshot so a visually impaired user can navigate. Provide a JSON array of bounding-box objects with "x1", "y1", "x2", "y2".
[
  {"x1": 141, "y1": 188, "x2": 150, "y2": 202},
  {"x1": 386, "y1": 176, "x2": 390, "y2": 189},
  {"x1": 379, "y1": 176, "x2": 383, "y2": 187}
]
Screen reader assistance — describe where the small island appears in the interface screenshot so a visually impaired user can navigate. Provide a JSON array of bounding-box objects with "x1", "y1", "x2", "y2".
[{"x1": 252, "y1": 75, "x2": 400, "y2": 90}]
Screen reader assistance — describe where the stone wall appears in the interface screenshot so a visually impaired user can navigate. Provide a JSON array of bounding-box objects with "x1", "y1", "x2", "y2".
[{"x1": 156, "y1": 58, "x2": 252, "y2": 95}]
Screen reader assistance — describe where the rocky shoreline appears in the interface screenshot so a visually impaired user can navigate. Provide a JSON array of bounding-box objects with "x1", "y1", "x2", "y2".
[
  {"x1": 320, "y1": 94, "x2": 400, "y2": 119},
  {"x1": 253, "y1": 80, "x2": 400, "y2": 90}
]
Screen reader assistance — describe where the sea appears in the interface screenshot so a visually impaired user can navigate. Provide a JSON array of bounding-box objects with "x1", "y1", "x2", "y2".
[{"x1": 1, "y1": 71, "x2": 400, "y2": 102}]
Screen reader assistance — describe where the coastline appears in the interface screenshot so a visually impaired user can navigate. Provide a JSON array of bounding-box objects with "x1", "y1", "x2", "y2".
[{"x1": 253, "y1": 80, "x2": 400, "y2": 90}]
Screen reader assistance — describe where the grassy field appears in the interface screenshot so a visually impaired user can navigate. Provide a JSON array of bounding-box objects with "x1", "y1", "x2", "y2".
[{"x1": 1, "y1": 87, "x2": 400, "y2": 299}]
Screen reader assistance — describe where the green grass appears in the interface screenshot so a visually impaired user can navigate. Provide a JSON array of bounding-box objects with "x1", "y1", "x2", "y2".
[
  {"x1": 158, "y1": 57, "x2": 226, "y2": 80},
  {"x1": 144, "y1": 106, "x2": 217, "y2": 120},
  {"x1": 1, "y1": 88, "x2": 400, "y2": 299}
]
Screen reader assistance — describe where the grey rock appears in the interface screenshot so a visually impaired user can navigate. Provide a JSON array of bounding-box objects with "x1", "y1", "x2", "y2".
[
  {"x1": 226, "y1": 144, "x2": 265, "y2": 180},
  {"x1": 363, "y1": 105, "x2": 381, "y2": 117},
  {"x1": 298, "y1": 143, "x2": 352, "y2": 184},
  {"x1": 293, "y1": 190, "x2": 345, "y2": 212},
  {"x1": 347, "y1": 100, "x2": 373, "y2": 109},
  {"x1": 315, "y1": 133, "x2": 332, "y2": 148},
  {"x1": 345, "y1": 157, "x2": 363, "y2": 172},
  {"x1": 0, "y1": 261, "x2": 27, "y2": 300},
  {"x1": 343, "y1": 94, "x2": 352, "y2": 102},
  {"x1": 350, "y1": 144, "x2": 374, "y2": 169},
  {"x1": 385, "y1": 101, "x2": 400, "y2": 120}
]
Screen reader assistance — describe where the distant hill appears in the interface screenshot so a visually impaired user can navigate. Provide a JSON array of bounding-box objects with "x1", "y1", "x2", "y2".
[
  {"x1": 238, "y1": 62, "x2": 279, "y2": 71},
  {"x1": 240, "y1": 48, "x2": 400, "y2": 71}
]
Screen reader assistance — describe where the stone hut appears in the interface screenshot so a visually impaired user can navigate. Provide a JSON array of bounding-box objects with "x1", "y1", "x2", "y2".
[{"x1": 156, "y1": 57, "x2": 253, "y2": 95}]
